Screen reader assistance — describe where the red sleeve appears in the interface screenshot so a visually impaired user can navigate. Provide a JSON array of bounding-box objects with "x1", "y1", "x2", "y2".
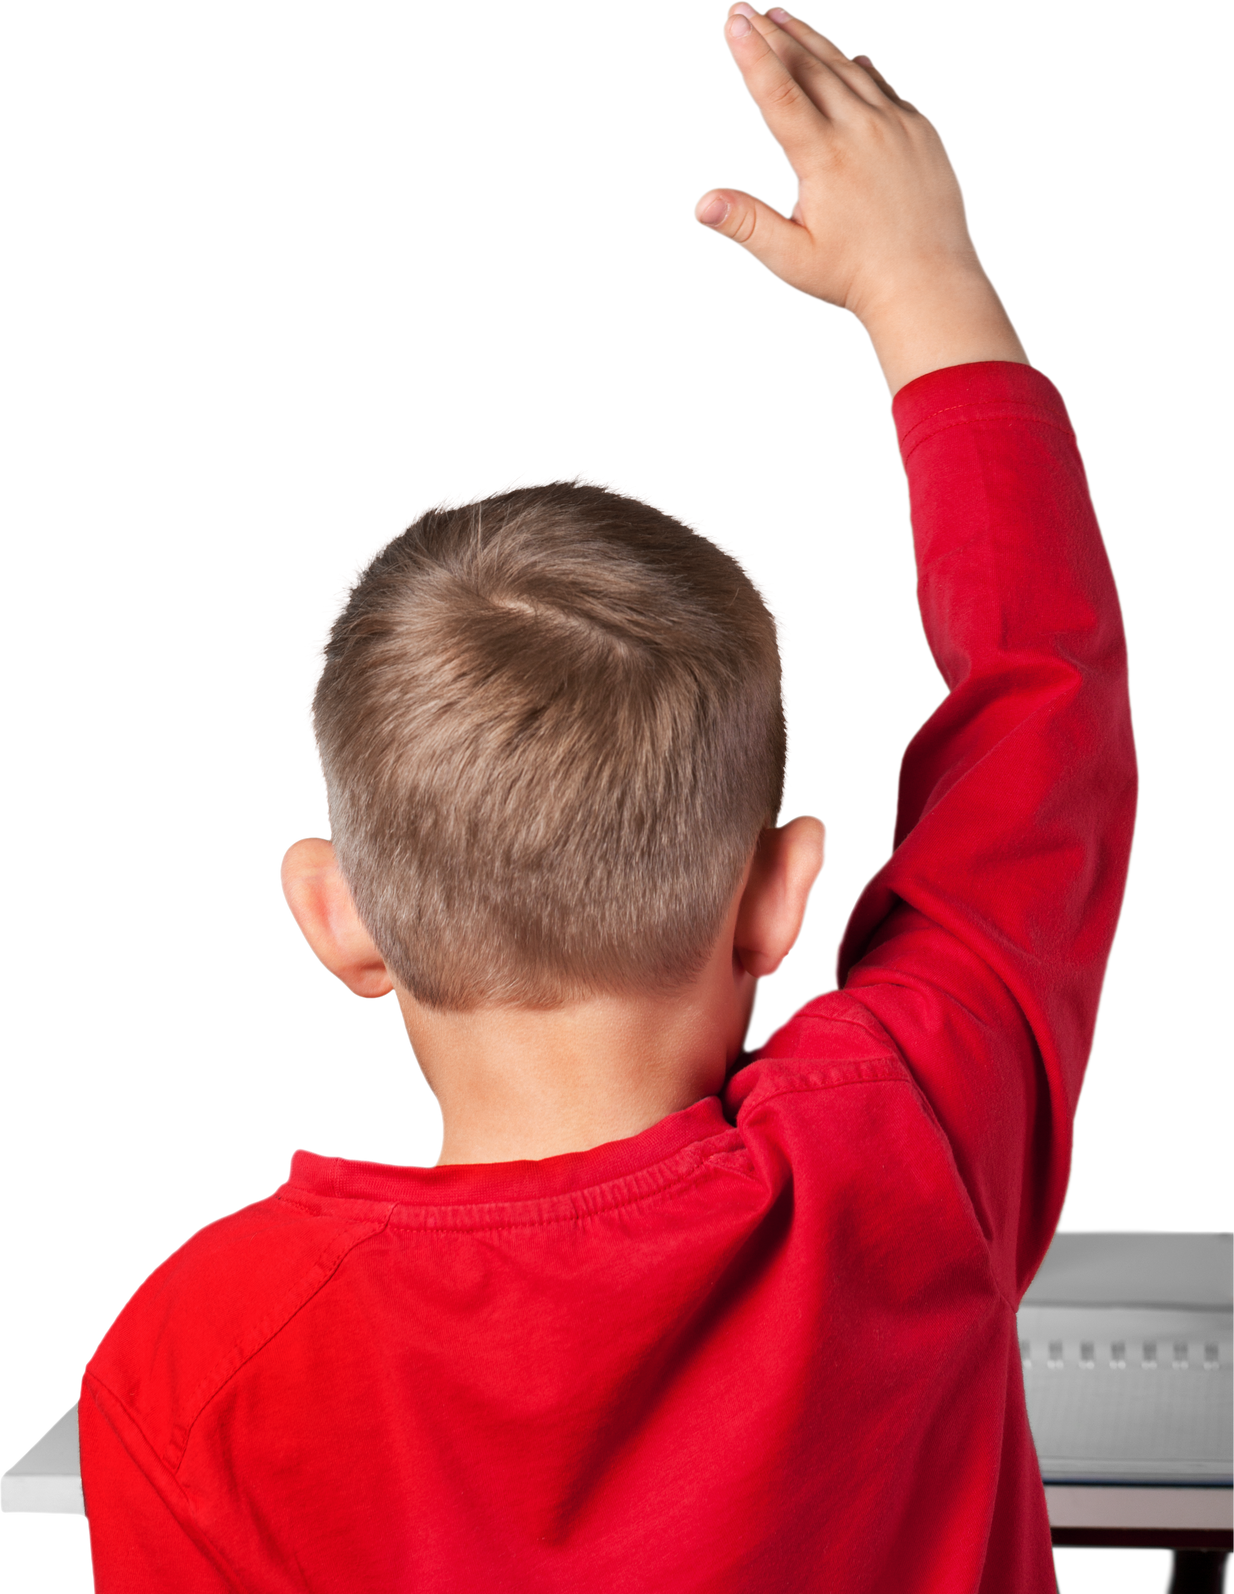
[
  {"x1": 80, "y1": 1377, "x2": 238, "y2": 1593},
  {"x1": 834, "y1": 361, "x2": 1136, "y2": 1300}
]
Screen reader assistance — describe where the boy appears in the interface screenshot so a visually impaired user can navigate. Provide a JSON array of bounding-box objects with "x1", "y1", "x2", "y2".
[{"x1": 79, "y1": 7, "x2": 1136, "y2": 1591}]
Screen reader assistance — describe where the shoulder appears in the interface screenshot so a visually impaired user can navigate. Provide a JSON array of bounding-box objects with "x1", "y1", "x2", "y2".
[
  {"x1": 726, "y1": 990, "x2": 910, "y2": 1114},
  {"x1": 723, "y1": 991, "x2": 933, "y2": 1176},
  {"x1": 85, "y1": 1186, "x2": 391, "y2": 1471}
]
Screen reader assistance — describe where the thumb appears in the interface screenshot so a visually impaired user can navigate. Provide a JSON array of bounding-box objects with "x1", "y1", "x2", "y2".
[
  {"x1": 691, "y1": 184, "x2": 768, "y2": 239},
  {"x1": 695, "y1": 188, "x2": 811, "y2": 285}
]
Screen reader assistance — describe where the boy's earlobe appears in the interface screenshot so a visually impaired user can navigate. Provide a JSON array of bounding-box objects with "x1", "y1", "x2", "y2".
[{"x1": 739, "y1": 943, "x2": 787, "y2": 981}]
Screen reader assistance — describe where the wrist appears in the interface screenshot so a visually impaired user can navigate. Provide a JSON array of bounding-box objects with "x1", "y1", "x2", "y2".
[{"x1": 854, "y1": 263, "x2": 1028, "y2": 396}]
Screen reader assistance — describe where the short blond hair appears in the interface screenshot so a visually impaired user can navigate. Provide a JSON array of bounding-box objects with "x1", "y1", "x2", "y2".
[{"x1": 314, "y1": 483, "x2": 785, "y2": 1009}]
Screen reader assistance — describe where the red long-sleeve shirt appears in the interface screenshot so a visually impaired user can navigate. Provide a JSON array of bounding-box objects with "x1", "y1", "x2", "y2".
[{"x1": 80, "y1": 361, "x2": 1136, "y2": 1592}]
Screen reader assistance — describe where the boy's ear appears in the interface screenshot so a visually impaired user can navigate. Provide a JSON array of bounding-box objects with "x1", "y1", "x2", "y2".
[
  {"x1": 281, "y1": 839, "x2": 394, "y2": 999},
  {"x1": 734, "y1": 817, "x2": 825, "y2": 979}
]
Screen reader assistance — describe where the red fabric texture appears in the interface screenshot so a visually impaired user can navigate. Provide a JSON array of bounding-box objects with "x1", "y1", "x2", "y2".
[{"x1": 81, "y1": 362, "x2": 1136, "y2": 1592}]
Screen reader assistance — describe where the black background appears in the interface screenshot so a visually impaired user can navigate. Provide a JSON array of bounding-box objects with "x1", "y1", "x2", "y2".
[{"x1": 2, "y1": 6, "x2": 1224, "y2": 1587}]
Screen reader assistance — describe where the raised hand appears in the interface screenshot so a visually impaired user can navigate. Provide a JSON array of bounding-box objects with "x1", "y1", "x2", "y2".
[{"x1": 698, "y1": 6, "x2": 1027, "y2": 393}]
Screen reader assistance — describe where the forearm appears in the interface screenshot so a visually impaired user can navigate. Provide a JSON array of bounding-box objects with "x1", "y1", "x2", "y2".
[{"x1": 856, "y1": 262, "x2": 1028, "y2": 397}]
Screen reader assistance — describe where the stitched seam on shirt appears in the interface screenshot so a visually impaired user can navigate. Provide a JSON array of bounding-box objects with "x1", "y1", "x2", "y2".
[
  {"x1": 898, "y1": 395, "x2": 1060, "y2": 426},
  {"x1": 78, "y1": 1377, "x2": 255, "y2": 1587},
  {"x1": 743, "y1": 1067, "x2": 1018, "y2": 1316},
  {"x1": 899, "y1": 410, "x2": 1074, "y2": 466},
  {"x1": 760, "y1": 1004, "x2": 924, "y2": 1071},
  {"x1": 166, "y1": 1217, "x2": 393, "y2": 1466},
  {"x1": 381, "y1": 1154, "x2": 758, "y2": 1236},
  {"x1": 274, "y1": 1191, "x2": 394, "y2": 1223},
  {"x1": 737, "y1": 1068, "x2": 911, "y2": 1117},
  {"x1": 895, "y1": 395, "x2": 1066, "y2": 437},
  {"x1": 375, "y1": 1073, "x2": 915, "y2": 1234}
]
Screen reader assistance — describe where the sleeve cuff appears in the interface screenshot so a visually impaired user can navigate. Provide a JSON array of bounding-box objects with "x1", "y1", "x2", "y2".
[{"x1": 886, "y1": 361, "x2": 1084, "y2": 462}]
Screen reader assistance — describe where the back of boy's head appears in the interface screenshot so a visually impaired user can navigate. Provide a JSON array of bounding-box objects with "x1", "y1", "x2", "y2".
[{"x1": 314, "y1": 483, "x2": 785, "y2": 1010}]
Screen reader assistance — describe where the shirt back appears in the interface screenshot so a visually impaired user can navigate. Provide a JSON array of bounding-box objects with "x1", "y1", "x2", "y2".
[{"x1": 81, "y1": 363, "x2": 1136, "y2": 1593}]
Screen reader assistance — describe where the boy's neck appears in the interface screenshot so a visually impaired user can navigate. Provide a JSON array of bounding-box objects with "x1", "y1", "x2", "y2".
[{"x1": 397, "y1": 963, "x2": 753, "y2": 1167}]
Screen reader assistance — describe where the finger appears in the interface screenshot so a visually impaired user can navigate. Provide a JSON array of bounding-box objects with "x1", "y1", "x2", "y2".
[
  {"x1": 852, "y1": 54, "x2": 914, "y2": 112},
  {"x1": 764, "y1": 10, "x2": 890, "y2": 109},
  {"x1": 723, "y1": 5, "x2": 841, "y2": 159},
  {"x1": 691, "y1": 183, "x2": 848, "y2": 314},
  {"x1": 763, "y1": 7, "x2": 849, "y2": 68},
  {"x1": 723, "y1": 6, "x2": 886, "y2": 136}
]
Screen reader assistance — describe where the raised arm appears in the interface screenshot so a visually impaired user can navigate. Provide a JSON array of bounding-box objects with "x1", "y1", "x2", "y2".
[
  {"x1": 703, "y1": 9, "x2": 1136, "y2": 1297},
  {"x1": 696, "y1": 5, "x2": 1027, "y2": 395}
]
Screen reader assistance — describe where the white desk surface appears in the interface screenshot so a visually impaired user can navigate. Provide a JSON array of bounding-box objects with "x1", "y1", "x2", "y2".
[{"x1": 6, "y1": 1233, "x2": 1231, "y2": 1540}]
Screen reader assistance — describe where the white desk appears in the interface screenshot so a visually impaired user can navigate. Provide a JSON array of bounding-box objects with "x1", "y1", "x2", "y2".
[
  {"x1": 2, "y1": 1406, "x2": 82, "y2": 1515},
  {"x1": 1024, "y1": 1233, "x2": 1231, "y2": 1590},
  {"x1": 7, "y1": 1233, "x2": 1231, "y2": 1586}
]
